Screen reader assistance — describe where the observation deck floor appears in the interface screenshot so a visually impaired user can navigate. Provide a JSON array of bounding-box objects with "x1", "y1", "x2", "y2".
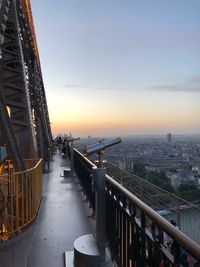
[{"x1": 0, "y1": 152, "x2": 94, "y2": 267}]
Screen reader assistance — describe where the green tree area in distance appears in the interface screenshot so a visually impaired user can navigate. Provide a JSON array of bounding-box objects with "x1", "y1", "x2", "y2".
[{"x1": 133, "y1": 164, "x2": 200, "y2": 202}]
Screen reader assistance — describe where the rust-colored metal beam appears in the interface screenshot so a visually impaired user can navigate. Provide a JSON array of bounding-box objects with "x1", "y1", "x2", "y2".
[
  {"x1": 19, "y1": 0, "x2": 40, "y2": 66},
  {"x1": 0, "y1": 0, "x2": 52, "y2": 168}
]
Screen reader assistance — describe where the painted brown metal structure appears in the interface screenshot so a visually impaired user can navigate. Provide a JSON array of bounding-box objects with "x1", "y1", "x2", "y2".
[{"x1": 0, "y1": 0, "x2": 52, "y2": 170}]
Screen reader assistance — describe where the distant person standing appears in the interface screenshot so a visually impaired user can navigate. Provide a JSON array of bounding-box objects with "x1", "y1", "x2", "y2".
[
  {"x1": 56, "y1": 136, "x2": 63, "y2": 153},
  {"x1": 62, "y1": 139, "x2": 67, "y2": 156}
]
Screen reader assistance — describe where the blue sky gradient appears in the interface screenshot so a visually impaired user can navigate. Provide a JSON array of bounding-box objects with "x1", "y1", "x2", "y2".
[{"x1": 31, "y1": 0, "x2": 200, "y2": 136}]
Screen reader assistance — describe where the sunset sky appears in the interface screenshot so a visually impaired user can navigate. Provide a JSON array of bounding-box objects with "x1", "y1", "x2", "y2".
[{"x1": 31, "y1": 0, "x2": 200, "y2": 137}]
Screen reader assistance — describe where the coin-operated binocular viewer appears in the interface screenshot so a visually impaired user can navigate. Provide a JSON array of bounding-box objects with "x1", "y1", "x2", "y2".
[
  {"x1": 78, "y1": 137, "x2": 122, "y2": 266},
  {"x1": 65, "y1": 138, "x2": 122, "y2": 266},
  {"x1": 84, "y1": 137, "x2": 121, "y2": 167}
]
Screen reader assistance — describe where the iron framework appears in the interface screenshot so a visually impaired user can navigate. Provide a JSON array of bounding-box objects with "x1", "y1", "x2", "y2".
[{"x1": 0, "y1": 0, "x2": 52, "y2": 170}]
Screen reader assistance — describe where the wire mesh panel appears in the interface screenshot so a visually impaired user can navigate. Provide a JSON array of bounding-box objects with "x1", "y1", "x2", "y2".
[{"x1": 106, "y1": 162, "x2": 200, "y2": 246}]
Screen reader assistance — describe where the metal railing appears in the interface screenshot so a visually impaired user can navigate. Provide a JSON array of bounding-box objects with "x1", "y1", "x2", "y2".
[
  {"x1": 105, "y1": 162, "x2": 200, "y2": 245},
  {"x1": 73, "y1": 148, "x2": 200, "y2": 267},
  {"x1": 0, "y1": 158, "x2": 42, "y2": 242}
]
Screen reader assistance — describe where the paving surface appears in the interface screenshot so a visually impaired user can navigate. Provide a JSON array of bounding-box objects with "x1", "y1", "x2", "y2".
[{"x1": 0, "y1": 152, "x2": 94, "y2": 267}]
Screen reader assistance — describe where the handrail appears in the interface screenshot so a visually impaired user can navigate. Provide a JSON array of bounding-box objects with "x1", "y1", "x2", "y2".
[
  {"x1": 74, "y1": 148, "x2": 96, "y2": 168},
  {"x1": 105, "y1": 161, "x2": 200, "y2": 245},
  {"x1": 0, "y1": 158, "x2": 43, "y2": 177},
  {"x1": 106, "y1": 173, "x2": 200, "y2": 260}
]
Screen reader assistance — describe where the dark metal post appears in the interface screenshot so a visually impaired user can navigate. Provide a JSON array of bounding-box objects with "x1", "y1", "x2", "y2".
[
  {"x1": 93, "y1": 167, "x2": 106, "y2": 264},
  {"x1": 176, "y1": 199, "x2": 181, "y2": 228},
  {"x1": 68, "y1": 137, "x2": 80, "y2": 174},
  {"x1": 141, "y1": 212, "x2": 146, "y2": 267},
  {"x1": 71, "y1": 141, "x2": 74, "y2": 174}
]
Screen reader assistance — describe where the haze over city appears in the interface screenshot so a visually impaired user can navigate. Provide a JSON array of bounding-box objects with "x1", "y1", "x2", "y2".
[{"x1": 31, "y1": 0, "x2": 200, "y2": 137}]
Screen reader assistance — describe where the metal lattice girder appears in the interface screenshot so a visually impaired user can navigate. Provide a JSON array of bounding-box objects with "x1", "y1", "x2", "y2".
[
  {"x1": 0, "y1": 85, "x2": 24, "y2": 170},
  {"x1": 1, "y1": 0, "x2": 37, "y2": 159},
  {"x1": 0, "y1": 0, "x2": 52, "y2": 168},
  {"x1": 18, "y1": 0, "x2": 52, "y2": 159}
]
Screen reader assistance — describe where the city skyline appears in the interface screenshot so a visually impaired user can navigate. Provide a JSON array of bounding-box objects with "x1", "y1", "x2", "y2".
[{"x1": 31, "y1": 0, "x2": 200, "y2": 137}]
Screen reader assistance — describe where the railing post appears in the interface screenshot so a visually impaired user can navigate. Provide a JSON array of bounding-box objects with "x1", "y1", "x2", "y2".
[
  {"x1": 68, "y1": 137, "x2": 80, "y2": 174},
  {"x1": 141, "y1": 212, "x2": 146, "y2": 267},
  {"x1": 93, "y1": 167, "x2": 106, "y2": 264},
  {"x1": 175, "y1": 199, "x2": 181, "y2": 229},
  {"x1": 122, "y1": 196, "x2": 127, "y2": 267},
  {"x1": 70, "y1": 142, "x2": 74, "y2": 174},
  {"x1": 15, "y1": 174, "x2": 19, "y2": 231}
]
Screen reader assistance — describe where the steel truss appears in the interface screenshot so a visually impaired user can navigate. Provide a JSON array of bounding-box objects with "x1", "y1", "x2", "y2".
[{"x1": 0, "y1": 0, "x2": 52, "y2": 170}]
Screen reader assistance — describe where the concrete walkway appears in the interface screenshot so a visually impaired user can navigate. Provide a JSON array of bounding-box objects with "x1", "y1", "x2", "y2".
[{"x1": 0, "y1": 153, "x2": 94, "y2": 267}]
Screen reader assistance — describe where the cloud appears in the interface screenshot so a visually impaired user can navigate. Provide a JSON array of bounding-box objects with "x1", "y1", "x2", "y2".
[
  {"x1": 61, "y1": 77, "x2": 200, "y2": 93},
  {"x1": 61, "y1": 84, "x2": 136, "y2": 91},
  {"x1": 152, "y1": 85, "x2": 200, "y2": 93},
  {"x1": 151, "y1": 77, "x2": 200, "y2": 93},
  {"x1": 189, "y1": 76, "x2": 200, "y2": 84},
  {"x1": 62, "y1": 84, "x2": 90, "y2": 88}
]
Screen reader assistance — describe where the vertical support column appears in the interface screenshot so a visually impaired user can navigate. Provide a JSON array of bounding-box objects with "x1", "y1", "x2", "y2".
[
  {"x1": 21, "y1": 173, "x2": 24, "y2": 225},
  {"x1": 15, "y1": 174, "x2": 19, "y2": 230},
  {"x1": 93, "y1": 167, "x2": 106, "y2": 263},
  {"x1": 141, "y1": 212, "x2": 146, "y2": 267},
  {"x1": 122, "y1": 209, "x2": 127, "y2": 267},
  {"x1": 176, "y1": 199, "x2": 180, "y2": 228},
  {"x1": 70, "y1": 142, "x2": 74, "y2": 174}
]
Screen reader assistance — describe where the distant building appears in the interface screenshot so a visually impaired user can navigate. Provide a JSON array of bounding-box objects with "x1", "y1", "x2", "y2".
[
  {"x1": 167, "y1": 133, "x2": 172, "y2": 142},
  {"x1": 118, "y1": 160, "x2": 126, "y2": 170},
  {"x1": 171, "y1": 173, "x2": 181, "y2": 190}
]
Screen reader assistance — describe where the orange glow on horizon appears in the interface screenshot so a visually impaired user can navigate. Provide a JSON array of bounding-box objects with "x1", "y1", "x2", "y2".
[
  {"x1": 51, "y1": 116, "x2": 200, "y2": 137},
  {"x1": 48, "y1": 90, "x2": 200, "y2": 137}
]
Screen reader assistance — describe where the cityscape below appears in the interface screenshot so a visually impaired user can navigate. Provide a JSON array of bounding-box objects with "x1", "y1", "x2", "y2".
[
  {"x1": 74, "y1": 133, "x2": 200, "y2": 203},
  {"x1": 1, "y1": 1, "x2": 200, "y2": 266}
]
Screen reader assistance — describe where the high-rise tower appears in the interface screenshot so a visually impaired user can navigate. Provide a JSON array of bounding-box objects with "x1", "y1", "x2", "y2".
[{"x1": 167, "y1": 132, "x2": 172, "y2": 142}]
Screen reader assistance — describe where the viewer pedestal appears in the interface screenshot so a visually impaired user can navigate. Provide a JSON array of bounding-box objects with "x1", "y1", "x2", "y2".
[{"x1": 65, "y1": 234, "x2": 100, "y2": 267}]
